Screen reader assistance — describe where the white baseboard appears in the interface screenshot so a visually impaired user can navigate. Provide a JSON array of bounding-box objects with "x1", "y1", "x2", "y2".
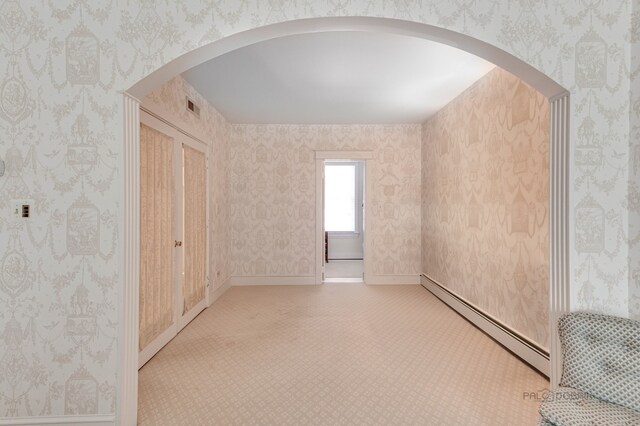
[
  {"x1": 229, "y1": 276, "x2": 317, "y2": 286},
  {"x1": 327, "y1": 254, "x2": 364, "y2": 260},
  {"x1": 230, "y1": 275, "x2": 419, "y2": 285},
  {"x1": 0, "y1": 415, "x2": 115, "y2": 426},
  {"x1": 420, "y1": 274, "x2": 549, "y2": 377},
  {"x1": 366, "y1": 274, "x2": 420, "y2": 285},
  {"x1": 209, "y1": 276, "x2": 232, "y2": 305}
]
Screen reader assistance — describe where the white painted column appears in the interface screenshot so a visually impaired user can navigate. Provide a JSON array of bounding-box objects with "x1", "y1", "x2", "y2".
[
  {"x1": 549, "y1": 93, "x2": 570, "y2": 389},
  {"x1": 119, "y1": 92, "x2": 140, "y2": 426}
]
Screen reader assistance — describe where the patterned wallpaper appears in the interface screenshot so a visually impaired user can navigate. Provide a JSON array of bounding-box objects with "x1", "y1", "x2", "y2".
[
  {"x1": 143, "y1": 76, "x2": 232, "y2": 294},
  {"x1": 0, "y1": 0, "x2": 635, "y2": 420},
  {"x1": 422, "y1": 68, "x2": 550, "y2": 348},
  {"x1": 630, "y1": 0, "x2": 640, "y2": 321},
  {"x1": 230, "y1": 125, "x2": 421, "y2": 278}
]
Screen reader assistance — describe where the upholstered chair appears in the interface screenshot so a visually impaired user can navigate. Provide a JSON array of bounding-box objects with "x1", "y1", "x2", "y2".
[{"x1": 538, "y1": 312, "x2": 640, "y2": 425}]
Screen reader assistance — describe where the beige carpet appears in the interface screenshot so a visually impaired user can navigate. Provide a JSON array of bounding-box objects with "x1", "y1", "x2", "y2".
[{"x1": 138, "y1": 285, "x2": 547, "y2": 425}]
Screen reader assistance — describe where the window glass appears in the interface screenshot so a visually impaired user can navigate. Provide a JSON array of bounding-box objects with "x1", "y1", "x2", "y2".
[{"x1": 325, "y1": 164, "x2": 356, "y2": 232}]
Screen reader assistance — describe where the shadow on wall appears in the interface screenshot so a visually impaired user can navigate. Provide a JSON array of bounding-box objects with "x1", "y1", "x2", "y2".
[{"x1": 421, "y1": 67, "x2": 550, "y2": 348}]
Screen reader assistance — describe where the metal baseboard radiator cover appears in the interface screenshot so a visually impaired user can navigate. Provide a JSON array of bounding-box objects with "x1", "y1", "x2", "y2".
[{"x1": 420, "y1": 274, "x2": 549, "y2": 377}]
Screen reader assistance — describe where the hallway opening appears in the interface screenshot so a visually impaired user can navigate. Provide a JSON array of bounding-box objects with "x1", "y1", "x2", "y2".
[
  {"x1": 323, "y1": 160, "x2": 365, "y2": 283},
  {"x1": 122, "y1": 17, "x2": 570, "y2": 425}
]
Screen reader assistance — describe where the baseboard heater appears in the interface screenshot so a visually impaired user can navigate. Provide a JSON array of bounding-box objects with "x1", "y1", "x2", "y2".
[{"x1": 420, "y1": 274, "x2": 550, "y2": 377}]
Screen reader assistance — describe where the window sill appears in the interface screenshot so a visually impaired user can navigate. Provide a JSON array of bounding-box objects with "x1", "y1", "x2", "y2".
[{"x1": 327, "y1": 231, "x2": 361, "y2": 237}]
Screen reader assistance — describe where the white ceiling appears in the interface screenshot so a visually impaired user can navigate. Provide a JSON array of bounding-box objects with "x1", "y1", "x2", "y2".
[{"x1": 182, "y1": 31, "x2": 495, "y2": 124}]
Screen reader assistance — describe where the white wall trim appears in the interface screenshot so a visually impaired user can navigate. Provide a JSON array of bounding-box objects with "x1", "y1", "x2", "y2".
[
  {"x1": 549, "y1": 93, "x2": 571, "y2": 388},
  {"x1": 209, "y1": 277, "x2": 232, "y2": 304},
  {"x1": 139, "y1": 106, "x2": 208, "y2": 147},
  {"x1": 140, "y1": 98, "x2": 210, "y2": 147},
  {"x1": 230, "y1": 276, "x2": 317, "y2": 286},
  {"x1": 128, "y1": 18, "x2": 565, "y2": 101},
  {"x1": 119, "y1": 92, "x2": 140, "y2": 426},
  {"x1": 421, "y1": 274, "x2": 550, "y2": 377},
  {"x1": 316, "y1": 159, "x2": 324, "y2": 284},
  {"x1": 315, "y1": 152, "x2": 373, "y2": 285},
  {"x1": 327, "y1": 253, "x2": 365, "y2": 260},
  {"x1": 366, "y1": 275, "x2": 420, "y2": 285},
  {"x1": 315, "y1": 150, "x2": 374, "y2": 160},
  {"x1": 0, "y1": 415, "x2": 115, "y2": 425},
  {"x1": 228, "y1": 275, "x2": 419, "y2": 286}
]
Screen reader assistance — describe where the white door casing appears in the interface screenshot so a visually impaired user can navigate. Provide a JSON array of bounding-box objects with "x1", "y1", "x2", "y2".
[
  {"x1": 137, "y1": 110, "x2": 209, "y2": 368},
  {"x1": 315, "y1": 151, "x2": 374, "y2": 284}
]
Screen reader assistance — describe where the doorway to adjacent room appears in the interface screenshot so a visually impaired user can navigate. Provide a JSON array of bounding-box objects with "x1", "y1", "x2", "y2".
[{"x1": 323, "y1": 160, "x2": 365, "y2": 283}]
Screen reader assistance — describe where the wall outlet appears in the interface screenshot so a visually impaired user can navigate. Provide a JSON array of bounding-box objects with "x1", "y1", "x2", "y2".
[{"x1": 12, "y1": 200, "x2": 34, "y2": 219}]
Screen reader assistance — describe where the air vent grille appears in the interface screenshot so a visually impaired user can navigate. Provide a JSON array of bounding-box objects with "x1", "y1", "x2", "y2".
[{"x1": 186, "y1": 96, "x2": 200, "y2": 118}]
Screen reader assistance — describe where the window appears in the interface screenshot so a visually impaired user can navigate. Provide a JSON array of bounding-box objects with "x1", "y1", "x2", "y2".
[{"x1": 324, "y1": 162, "x2": 358, "y2": 233}]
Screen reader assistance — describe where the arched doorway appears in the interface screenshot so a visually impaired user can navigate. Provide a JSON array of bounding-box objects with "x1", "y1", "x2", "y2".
[{"x1": 121, "y1": 16, "x2": 569, "y2": 425}]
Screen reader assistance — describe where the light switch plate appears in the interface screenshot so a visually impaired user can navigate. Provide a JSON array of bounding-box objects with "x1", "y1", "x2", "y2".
[{"x1": 12, "y1": 199, "x2": 33, "y2": 219}]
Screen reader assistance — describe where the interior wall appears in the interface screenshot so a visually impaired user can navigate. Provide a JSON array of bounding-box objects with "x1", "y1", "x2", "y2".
[
  {"x1": 230, "y1": 124, "x2": 421, "y2": 279},
  {"x1": 630, "y1": 0, "x2": 640, "y2": 322},
  {"x1": 143, "y1": 76, "x2": 232, "y2": 295},
  {"x1": 421, "y1": 67, "x2": 550, "y2": 348},
  {"x1": 0, "y1": 1, "x2": 633, "y2": 420}
]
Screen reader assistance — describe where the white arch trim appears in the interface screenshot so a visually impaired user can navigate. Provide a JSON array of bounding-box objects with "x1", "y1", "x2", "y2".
[
  {"x1": 127, "y1": 17, "x2": 565, "y2": 100},
  {"x1": 122, "y1": 16, "x2": 570, "y2": 426}
]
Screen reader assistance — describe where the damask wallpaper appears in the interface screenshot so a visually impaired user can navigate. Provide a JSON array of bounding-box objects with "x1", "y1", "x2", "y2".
[
  {"x1": 230, "y1": 124, "x2": 421, "y2": 279},
  {"x1": 629, "y1": 0, "x2": 640, "y2": 321},
  {"x1": 422, "y1": 67, "x2": 550, "y2": 348},
  {"x1": 0, "y1": 0, "x2": 636, "y2": 421},
  {"x1": 143, "y1": 76, "x2": 232, "y2": 296}
]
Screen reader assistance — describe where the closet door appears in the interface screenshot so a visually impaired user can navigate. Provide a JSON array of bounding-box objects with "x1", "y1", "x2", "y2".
[
  {"x1": 138, "y1": 110, "x2": 209, "y2": 368},
  {"x1": 178, "y1": 143, "x2": 208, "y2": 329},
  {"x1": 139, "y1": 119, "x2": 177, "y2": 367}
]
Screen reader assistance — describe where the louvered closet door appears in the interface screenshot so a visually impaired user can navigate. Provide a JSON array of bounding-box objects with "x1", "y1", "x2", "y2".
[
  {"x1": 139, "y1": 120, "x2": 177, "y2": 367},
  {"x1": 178, "y1": 144, "x2": 207, "y2": 329}
]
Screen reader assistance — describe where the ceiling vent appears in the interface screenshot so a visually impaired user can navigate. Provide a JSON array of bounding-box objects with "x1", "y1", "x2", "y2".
[{"x1": 186, "y1": 96, "x2": 200, "y2": 118}]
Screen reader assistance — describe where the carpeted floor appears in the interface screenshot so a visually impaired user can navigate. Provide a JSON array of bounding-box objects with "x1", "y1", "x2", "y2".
[{"x1": 138, "y1": 284, "x2": 548, "y2": 425}]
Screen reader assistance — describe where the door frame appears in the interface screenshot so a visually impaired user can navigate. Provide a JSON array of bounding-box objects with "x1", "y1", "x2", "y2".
[
  {"x1": 137, "y1": 110, "x2": 178, "y2": 368},
  {"x1": 177, "y1": 137, "x2": 210, "y2": 329},
  {"x1": 315, "y1": 151, "x2": 374, "y2": 284},
  {"x1": 136, "y1": 108, "x2": 210, "y2": 369}
]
